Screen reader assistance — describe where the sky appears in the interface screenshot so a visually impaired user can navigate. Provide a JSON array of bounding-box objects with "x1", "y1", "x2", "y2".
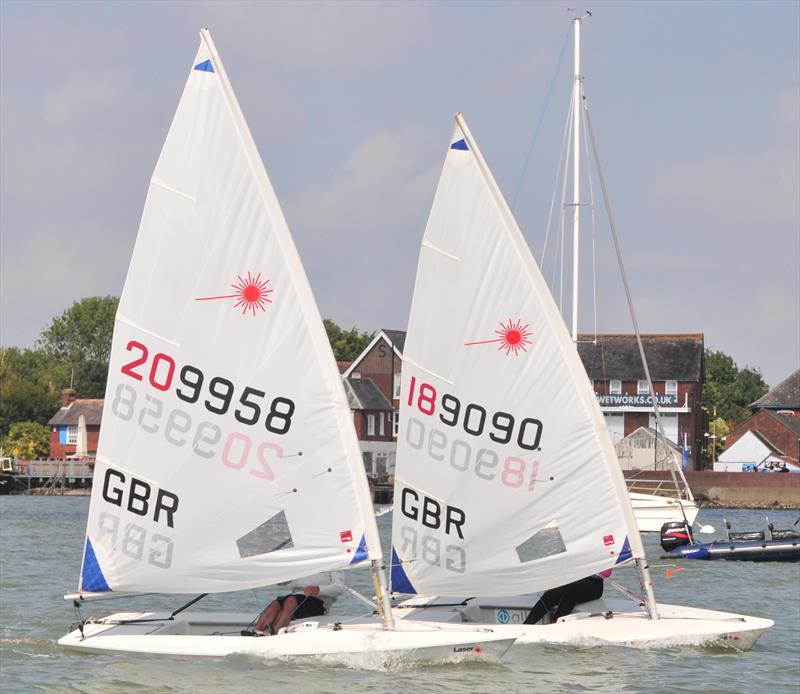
[{"x1": 1, "y1": 0, "x2": 798, "y2": 388}]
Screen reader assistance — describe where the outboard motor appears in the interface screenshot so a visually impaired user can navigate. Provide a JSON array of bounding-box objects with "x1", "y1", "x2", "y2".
[{"x1": 660, "y1": 521, "x2": 693, "y2": 552}]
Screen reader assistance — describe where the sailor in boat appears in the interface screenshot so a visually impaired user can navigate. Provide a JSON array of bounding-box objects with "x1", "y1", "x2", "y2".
[
  {"x1": 244, "y1": 571, "x2": 345, "y2": 636},
  {"x1": 523, "y1": 574, "x2": 606, "y2": 625}
]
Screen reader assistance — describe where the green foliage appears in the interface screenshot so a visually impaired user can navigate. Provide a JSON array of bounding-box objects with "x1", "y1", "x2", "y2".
[
  {"x1": 0, "y1": 348, "x2": 64, "y2": 438},
  {"x1": 704, "y1": 349, "x2": 768, "y2": 428},
  {"x1": 2, "y1": 421, "x2": 50, "y2": 460},
  {"x1": 706, "y1": 417, "x2": 730, "y2": 461},
  {"x1": 1, "y1": 297, "x2": 119, "y2": 437},
  {"x1": 323, "y1": 319, "x2": 375, "y2": 362},
  {"x1": 36, "y1": 296, "x2": 118, "y2": 398}
]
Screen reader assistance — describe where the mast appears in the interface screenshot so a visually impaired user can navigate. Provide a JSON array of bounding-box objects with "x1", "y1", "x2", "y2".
[
  {"x1": 566, "y1": 13, "x2": 658, "y2": 620},
  {"x1": 570, "y1": 13, "x2": 585, "y2": 343}
]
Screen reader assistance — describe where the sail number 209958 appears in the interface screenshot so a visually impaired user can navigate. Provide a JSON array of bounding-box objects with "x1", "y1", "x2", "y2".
[
  {"x1": 407, "y1": 376, "x2": 543, "y2": 450},
  {"x1": 121, "y1": 340, "x2": 295, "y2": 435}
]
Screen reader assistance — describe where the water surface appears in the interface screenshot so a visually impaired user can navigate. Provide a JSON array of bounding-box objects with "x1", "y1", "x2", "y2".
[{"x1": 1, "y1": 498, "x2": 798, "y2": 693}]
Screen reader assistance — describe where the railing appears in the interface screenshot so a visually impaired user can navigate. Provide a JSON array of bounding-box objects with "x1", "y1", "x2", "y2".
[
  {"x1": 19, "y1": 460, "x2": 93, "y2": 479},
  {"x1": 625, "y1": 474, "x2": 693, "y2": 501}
]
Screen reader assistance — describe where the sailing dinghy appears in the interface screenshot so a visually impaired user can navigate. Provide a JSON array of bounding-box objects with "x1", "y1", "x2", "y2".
[
  {"x1": 57, "y1": 30, "x2": 517, "y2": 664},
  {"x1": 389, "y1": 113, "x2": 773, "y2": 650}
]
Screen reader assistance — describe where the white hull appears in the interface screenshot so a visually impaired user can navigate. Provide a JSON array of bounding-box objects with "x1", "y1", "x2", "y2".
[
  {"x1": 629, "y1": 492, "x2": 699, "y2": 532},
  {"x1": 57, "y1": 611, "x2": 517, "y2": 665},
  {"x1": 394, "y1": 595, "x2": 772, "y2": 651}
]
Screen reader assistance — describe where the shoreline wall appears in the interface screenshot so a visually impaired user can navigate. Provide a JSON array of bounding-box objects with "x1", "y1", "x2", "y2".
[{"x1": 625, "y1": 470, "x2": 800, "y2": 508}]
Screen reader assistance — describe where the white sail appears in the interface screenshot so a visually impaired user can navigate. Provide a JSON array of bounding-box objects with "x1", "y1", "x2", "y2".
[
  {"x1": 79, "y1": 31, "x2": 380, "y2": 594},
  {"x1": 390, "y1": 115, "x2": 645, "y2": 597}
]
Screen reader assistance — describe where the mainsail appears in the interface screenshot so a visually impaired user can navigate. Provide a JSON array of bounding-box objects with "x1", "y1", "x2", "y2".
[
  {"x1": 79, "y1": 31, "x2": 379, "y2": 594},
  {"x1": 390, "y1": 115, "x2": 645, "y2": 597}
]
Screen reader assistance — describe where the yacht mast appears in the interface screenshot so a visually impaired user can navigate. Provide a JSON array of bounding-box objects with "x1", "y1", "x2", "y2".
[
  {"x1": 568, "y1": 12, "x2": 659, "y2": 621},
  {"x1": 570, "y1": 14, "x2": 584, "y2": 342}
]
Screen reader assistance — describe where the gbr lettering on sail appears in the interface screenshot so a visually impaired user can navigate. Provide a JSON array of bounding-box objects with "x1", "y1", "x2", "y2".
[{"x1": 397, "y1": 375, "x2": 545, "y2": 574}]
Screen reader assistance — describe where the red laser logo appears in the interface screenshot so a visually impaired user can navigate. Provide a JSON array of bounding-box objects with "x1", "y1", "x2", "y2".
[
  {"x1": 195, "y1": 272, "x2": 273, "y2": 316},
  {"x1": 464, "y1": 319, "x2": 533, "y2": 356}
]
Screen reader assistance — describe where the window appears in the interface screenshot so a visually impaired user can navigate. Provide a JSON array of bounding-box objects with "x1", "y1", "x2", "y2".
[
  {"x1": 637, "y1": 380, "x2": 650, "y2": 395},
  {"x1": 609, "y1": 379, "x2": 622, "y2": 395},
  {"x1": 393, "y1": 411, "x2": 399, "y2": 438},
  {"x1": 351, "y1": 372, "x2": 361, "y2": 379},
  {"x1": 665, "y1": 380, "x2": 678, "y2": 396},
  {"x1": 379, "y1": 413, "x2": 385, "y2": 436},
  {"x1": 367, "y1": 414, "x2": 375, "y2": 437},
  {"x1": 67, "y1": 426, "x2": 78, "y2": 444},
  {"x1": 393, "y1": 372, "x2": 402, "y2": 399}
]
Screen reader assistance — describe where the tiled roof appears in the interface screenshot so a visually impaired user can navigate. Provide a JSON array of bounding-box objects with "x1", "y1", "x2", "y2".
[
  {"x1": 381, "y1": 329, "x2": 406, "y2": 354},
  {"x1": 343, "y1": 378, "x2": 393, "y2": 411},
  {"x1": 766, "y1": 410, "x2": 800, "y2": 438},
  {"x1": 336, "y1": 361, "x2": 351, "y2": 374},
  {"x1": 577, "y1": 334, "x2": 704, "y2": 382},
  {"x1": 48, "y1": 400, "x2": 104, "y2": 426},
  {"x1": 750, "y1": 369, "x2": 800, "y2": 410}
]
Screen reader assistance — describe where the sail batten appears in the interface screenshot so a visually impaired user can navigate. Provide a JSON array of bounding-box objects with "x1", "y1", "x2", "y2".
[
  {"x1": 77, "y1": 31, "x2": 380, "y2": 596},
  {"x1": 391, "y1": 116, "x2": 643, "y2": 598}
]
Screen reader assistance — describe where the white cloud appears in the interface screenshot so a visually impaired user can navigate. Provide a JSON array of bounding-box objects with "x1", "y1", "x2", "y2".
[
  {"x1": 647, "y1": 90, "x2": 800, "y2": 230},
  {"x1": 288, "y1": 127, "x2": 441, "y2": 239},
  {"x1": 42, "y1": 70, "x2": 128, "y2": 127}
]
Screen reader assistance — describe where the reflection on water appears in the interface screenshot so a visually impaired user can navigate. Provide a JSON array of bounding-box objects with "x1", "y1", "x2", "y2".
[{"x1": 1, "y1": 497, "x2": 798, "y2": 693}]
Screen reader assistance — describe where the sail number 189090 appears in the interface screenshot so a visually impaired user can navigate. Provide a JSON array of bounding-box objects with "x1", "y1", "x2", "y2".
[{"x1": 406, "y1": 376, "x2": 543, "y2": 450}]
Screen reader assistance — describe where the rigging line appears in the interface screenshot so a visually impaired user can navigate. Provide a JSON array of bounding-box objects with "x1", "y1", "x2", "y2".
[
  {"x1": 511, "y1": 24, "x2": 572, "y2": 211},
  {"x1": 393, "y1": 598, "x2": 476, "y2": 609},
  {"x1": 541, "y1": 77, "x2": 575, "y2": 285},
  {"x1": 580, "y1": 83, "x2": 599, "y2": 341},
  {"x1": 111, "y1": 593, "x2": 209, "y2": 625},
  {"x1": 331, "y1": 609, "x2": 381, "y2": 624},
  {"x1": 558, "y1": 90, "x2": 576, "y2": 311},
  {"x1": 583, "y1": 104, "x2": 688, "y2": 506}
]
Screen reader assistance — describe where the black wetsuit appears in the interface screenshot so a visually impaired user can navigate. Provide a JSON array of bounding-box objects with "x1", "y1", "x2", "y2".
[{"x1": 523, "y1": 575, "x2": 604, "y2": 625}]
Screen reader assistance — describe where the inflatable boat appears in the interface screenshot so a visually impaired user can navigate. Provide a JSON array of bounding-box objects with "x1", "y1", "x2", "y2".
[{"x1": 660, "y1": 519, "x2": 800, "y2": 562}]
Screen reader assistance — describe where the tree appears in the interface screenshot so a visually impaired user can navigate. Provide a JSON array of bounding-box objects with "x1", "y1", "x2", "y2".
[
  {"x1": 36, "y1": 296, "x2": 118, "y2": 398},
  {"x1": 323, "y1": 319, "x2": 374, "y2": 362},
  {"x1": 704, "y1": 349, "x2": 768, "y2": 428},
  {"x1": 706, "y1": 417, "x2": 730, "y2": 462},
  {"x1": 2, "y1": 421, "x2": 49, "y2": 460},
  {"x1": 0, "y1": 348, "x2": 65, "y2": 438}
]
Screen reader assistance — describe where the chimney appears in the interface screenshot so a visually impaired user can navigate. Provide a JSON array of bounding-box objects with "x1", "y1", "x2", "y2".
[{"x1": 61, "y1": 388, "x2": 76, "y2": 408}]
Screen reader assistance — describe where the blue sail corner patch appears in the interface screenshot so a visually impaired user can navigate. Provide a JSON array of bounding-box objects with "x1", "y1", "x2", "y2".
[
  {"x1": 615, "y1": 536, "x2": 633, "y2": 564},
  {"x1": 80, "y1": 537, "x2": 111, "y2": 592},
  {"x1": 350, "y1": 533, "x2": 369, "y2": 564},
  {"x1": 390, "y1": 547, "x2": 417, "y2": 594},
  {"x1": 194, "y1": 59, "x2": 214, "y2": 73}
]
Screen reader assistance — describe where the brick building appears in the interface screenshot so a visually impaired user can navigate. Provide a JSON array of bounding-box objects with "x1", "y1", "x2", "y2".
[
  {"x1": 343, "y1": 330, "x2": 405, "y2": 474},
  {"x1": 47, "y1": 389, "x2": 103, "y2": 459},
  {"x1": 719, "y1": 369, "x2": 800, "y2": 471},
  {"x1": 577, "y1": 334, "x2": 705, "y2": 469},
  {"x1": 344, "y1": 330, "x2": 706, "y2": 472},
  {"x1": 342, "y1": 377, "x2": 394, "y2": 478}
]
